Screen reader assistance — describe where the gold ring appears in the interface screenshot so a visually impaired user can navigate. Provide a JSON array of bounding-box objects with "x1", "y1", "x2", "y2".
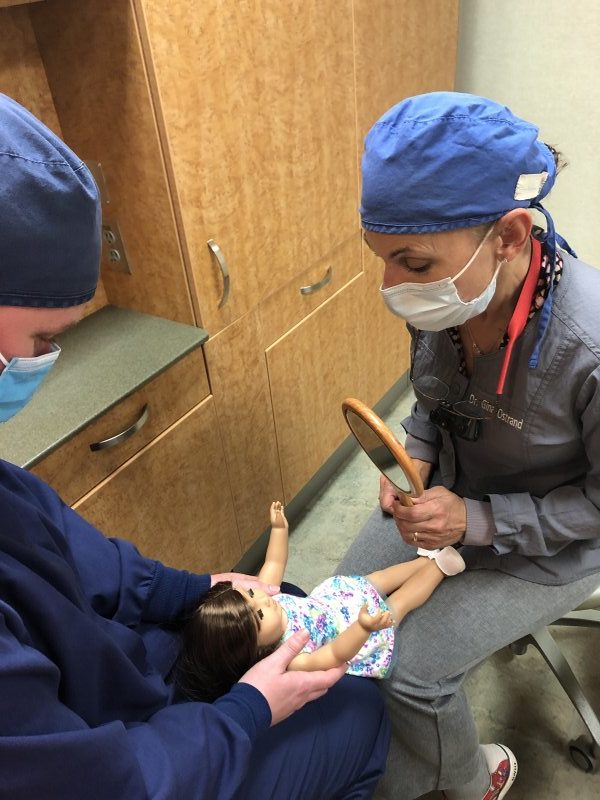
[{"x1": 413, "y1": 532, "x2": 419, "y2": 543}]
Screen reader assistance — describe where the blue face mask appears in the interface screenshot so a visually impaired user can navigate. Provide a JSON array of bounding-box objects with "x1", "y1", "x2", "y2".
[{"x1": 0, "y1": 343, "x2": 61, "y2": 422}]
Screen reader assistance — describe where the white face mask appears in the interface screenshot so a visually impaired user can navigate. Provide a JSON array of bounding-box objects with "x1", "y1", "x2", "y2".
[{"x1": 379, "y1": 226, "x2": 505, "y2": 331}]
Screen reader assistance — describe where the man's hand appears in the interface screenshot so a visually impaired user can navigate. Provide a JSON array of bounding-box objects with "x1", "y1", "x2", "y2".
[
  {"x1": 391, "y1": 485, "x2": 466, "y2": 549},
  {"x1": 239, "y1": 630, "x2": 346, "y2": 726},
  {"x1": 211, "y1": 572, "x2": 280, "y2": 595}
]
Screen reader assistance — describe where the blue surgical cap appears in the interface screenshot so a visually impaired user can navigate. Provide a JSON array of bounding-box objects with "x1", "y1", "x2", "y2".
[
  {"x1": 360, "y1": 91, "x2": 558, "y2": 233},
  {"x1": 361, "y1": 91, "x2": 576, "y2": 368},
  {"x1": 0, "y1": 93, "x2": 101, "y2": 308}
]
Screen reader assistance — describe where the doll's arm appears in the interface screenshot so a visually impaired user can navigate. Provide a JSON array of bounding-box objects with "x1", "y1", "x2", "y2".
[
  {"x1": 257, "y1": 501, "x2": 289, "y2": 586},
  {"x1": 287, "y1": 606, "x2": 393, "y2": 672}
]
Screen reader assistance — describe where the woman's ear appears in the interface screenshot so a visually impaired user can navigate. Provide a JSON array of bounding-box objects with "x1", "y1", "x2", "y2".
[{"x1": 495, "y1": 209, "x2": 533, "y2": 262}]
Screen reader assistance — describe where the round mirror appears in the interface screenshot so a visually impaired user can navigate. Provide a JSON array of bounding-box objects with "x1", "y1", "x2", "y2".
[{"x1": 342, "y1": 398, "x2": 424, "y2": 502}]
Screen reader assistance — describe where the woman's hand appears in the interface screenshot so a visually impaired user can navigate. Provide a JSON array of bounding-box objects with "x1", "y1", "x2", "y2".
[
  {"x1": 239, "y1": 630, "x2": 346, "y2": 725},
  {"x1": 391, "y1": 486, "x2": 467, "y2": 549},
  {"x1": 379, "y1": 458, "x2": 434, "y2": 514},
  {"x1": 211, "y1": 572, "x2": 280, "y2": 595}
]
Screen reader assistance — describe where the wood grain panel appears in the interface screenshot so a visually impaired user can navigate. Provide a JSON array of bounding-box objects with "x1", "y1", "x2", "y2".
[
  {"x1": 0, "y1": 1, "x2": 44, "y2": 8},
  {"x1": 352, "y1": 0, "x2": 459, "y2": 140},
  {"x1": 32, "y1": 348, "x2": 209, "y2": 505},
  {"x1": 30, "y1": 0, "x2": 195, "y2": 325},
  {"x1": 136, "y1": 0, "x2": 358, "y2": 334},
  {"x1": 349, "y1": 0, "x2": 457, "y2": 402},
  {"x1": 74, "y1": 397, "x2": 242, "y2": 574},
  {"x1": 203, "y1": 308, "x2": 284, "y2": 550},
  {"x1": 0, "y1": 5, "x2": 109, "y2": 311},
  {"x1": 82, "y1": 279, "x2": 109, "y2": 318},
  {"x1": 358, "y1": 243, "x2": 410, "y2": 407},
  {"x1": 259, "y1": 233, "x2": 361, "y2": 348},
  {"x1": 0, "y1": 5, "x2": 60, "y2": 132},
  {"x1": 267, "y1": 275, "x2": 366, "y2": 501}
]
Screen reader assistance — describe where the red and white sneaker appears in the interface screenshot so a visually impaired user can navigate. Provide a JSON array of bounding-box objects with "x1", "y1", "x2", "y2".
[{"x1": 480, "y1": 743, "x2": 518, "y2": 799}]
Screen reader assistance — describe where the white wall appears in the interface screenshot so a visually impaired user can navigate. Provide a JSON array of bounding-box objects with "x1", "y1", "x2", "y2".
[{"x1": 456, "y1": 0, "x2": 600, "y2": 266}]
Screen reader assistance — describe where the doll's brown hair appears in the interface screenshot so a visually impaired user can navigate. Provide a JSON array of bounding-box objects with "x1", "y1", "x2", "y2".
[{"x1": 176, "y1": 581, "x2": 278, "y2": 703}]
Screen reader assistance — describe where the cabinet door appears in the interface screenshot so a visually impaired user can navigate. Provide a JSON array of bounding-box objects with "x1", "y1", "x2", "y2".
[
  {"x1": 74, "y1": 397, "x2": 242, "y2": 574},
  {"x1": 30, "y1": 0, "x2": 196, "y2": 325},
  {"x1": 0, "y1": 4, "x2": 113, "y2": 317},
  {"x1": 135, "y1": 0, "x2": 358, "y2": 334},
  {"x1": 0, "y1": 4, "x2": 60, "y2": 130},
  {"x1": 32, "y1": 349, "x2": 209, "y2": 506},
  {"x1": 351, "y1": 0, "x2": 459, "y2": 401},
  {"x1": 203, "y1": 308, "x2": 284, "y2": 552},
  {"x1": 266, "y1": 274, "x2": 367, "y2": 501},
  {"x1": 353, "y1": 0, "x2": 459, "y2": 140},
  {"x1": 358, "y1": 243, "x2": 411, "y2": 408}
]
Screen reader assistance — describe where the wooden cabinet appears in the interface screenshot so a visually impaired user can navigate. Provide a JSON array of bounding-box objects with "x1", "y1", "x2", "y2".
[
  {"x1": 74, "y1": 397, "x2": 242, "y2": 574},
  {"x1": 27, "y1": 344, "x2": 240, "y2": 574},
  {"x1": 0, "y1": 1, "x2": 44, "y2": 8},
  {"x1": 202, "y1": 308, "x2": 284, "y2": 551},
  {"x1": 1, "y1": 0, "x2": 459, "y2": 565},
  {"x1": 31, "y1": 349, "x2": 209, "y2": 506},
  {"x1": 28, "y1": 0, "x2": 197, "y2": 325},
  {"x1": 259, "y1": 234, "x2": 362, "y2": 348},
  {"x1": 134, "y1": 0, "x2": 359, "y2": 336},
  {"x1": 350, "y1": 0, "x2": 459, "y2": 408},
  {"x1": 357, "y1": 243, "x2": 412, "y2": 410},
  {"x1": 352, "y1": 0, "x2": 459, "y2": 140},
  {"x1": 267, "y1": 274, "x2": 366, "y2": 500}
]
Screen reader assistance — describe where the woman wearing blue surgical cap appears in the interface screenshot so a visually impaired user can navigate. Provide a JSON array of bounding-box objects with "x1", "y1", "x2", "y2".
[
  {"x1": 0, "y1": 93, "x2": 390, "y2": 800},
  {"x1": 338, "y1": 92, "x2": 600, "y2": 799}
]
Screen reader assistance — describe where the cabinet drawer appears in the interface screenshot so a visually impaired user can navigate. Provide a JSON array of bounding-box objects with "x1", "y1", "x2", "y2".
[
  {"x1": 266, "y1": 274, "x2": 366, "y2": 501},
  {"x1": 259, "y1": 233, "x2": 361, "y2": 348},
  {"x1": 74, "y1": 396, "x2": 242, "y2": 574},
  {"x1": 31, "y1": 347, "x2": 209, "y2": 505}
]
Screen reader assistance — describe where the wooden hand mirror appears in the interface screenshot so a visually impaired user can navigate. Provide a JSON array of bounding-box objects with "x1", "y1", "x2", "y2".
[{"x1": 342, "y1": 398, "x2": 424, "y2": 507}]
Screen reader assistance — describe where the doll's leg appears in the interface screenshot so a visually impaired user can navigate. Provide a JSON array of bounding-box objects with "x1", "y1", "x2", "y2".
[
  {"x1": 386, "y1": 558, "x2": 449, "y2": 624},
  {"x1": 367, "y1": 556, "x2": 431, "y2": 597}
]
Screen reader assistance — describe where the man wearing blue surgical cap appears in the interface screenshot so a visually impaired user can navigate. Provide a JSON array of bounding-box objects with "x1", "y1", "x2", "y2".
[
  {"x1": 0, "y1": 94, "x2": 390, "y2": 799},
  {"x1": 339, "y1": 92, "x2": 600, "y2": 799}
]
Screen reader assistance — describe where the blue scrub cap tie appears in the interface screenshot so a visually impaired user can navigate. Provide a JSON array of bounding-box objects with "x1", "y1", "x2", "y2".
[
  {"x1": 0, "y1": 93, "x2": 101, "y2": 309},
  {"x1": 360, "y1": 91, "x2": 576, "y2": 368}
]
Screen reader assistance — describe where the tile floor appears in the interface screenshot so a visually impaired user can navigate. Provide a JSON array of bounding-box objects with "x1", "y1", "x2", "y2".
[{"x1": 284, "y1": 389, "x2": 600, "y2": 799}]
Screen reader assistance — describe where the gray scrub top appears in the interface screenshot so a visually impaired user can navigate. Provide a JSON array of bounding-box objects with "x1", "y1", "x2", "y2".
[{"x1": 403, "y1": 249, "x2": 600, "y2": 585}]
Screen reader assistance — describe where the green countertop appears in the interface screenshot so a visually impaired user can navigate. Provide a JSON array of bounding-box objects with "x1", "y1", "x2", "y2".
[{"x1": 0, "y1": 306, "x2": 208, "y2": 468}]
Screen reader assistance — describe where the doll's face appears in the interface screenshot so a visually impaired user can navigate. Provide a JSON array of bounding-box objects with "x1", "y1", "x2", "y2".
[{"x1": 235, "y1": 586, "x2": 287, "y2": 646}]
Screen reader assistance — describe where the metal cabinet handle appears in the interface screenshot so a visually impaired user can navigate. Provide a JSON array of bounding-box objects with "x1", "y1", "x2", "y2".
[
  {"x1": 300, "y1": 266, "x2": 332, "y2": 295},
  {"x1": 207, "y1": 239, "x2": 231, "y2": 308},
  {"x1": 90, "y1": 404, "x2": 150, "y2": 452}
]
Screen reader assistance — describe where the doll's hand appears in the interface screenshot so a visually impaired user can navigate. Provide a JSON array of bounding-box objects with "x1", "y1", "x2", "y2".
[
  {"x1": 357, "y1": 605, "x2": 394, "y2": 632},
  {"x1": 239, "y1": 629, "x2": 346, "y2": 726},
  {"x1": 211, "y1": 572, "x2": 280, "y2": 595},
  {"x1": 270, "y1": 500, "x2": 289, "y2": 530}
]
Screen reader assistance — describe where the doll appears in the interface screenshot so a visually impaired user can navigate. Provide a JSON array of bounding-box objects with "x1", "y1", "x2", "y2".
[{"x1": 177, "y1": 502, "x2": 465, "y2": 702}]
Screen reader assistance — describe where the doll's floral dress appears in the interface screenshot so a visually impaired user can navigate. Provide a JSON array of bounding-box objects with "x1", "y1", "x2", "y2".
[{"x1": 275, "y1": 575, "x2": 395, "y2": 679}]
